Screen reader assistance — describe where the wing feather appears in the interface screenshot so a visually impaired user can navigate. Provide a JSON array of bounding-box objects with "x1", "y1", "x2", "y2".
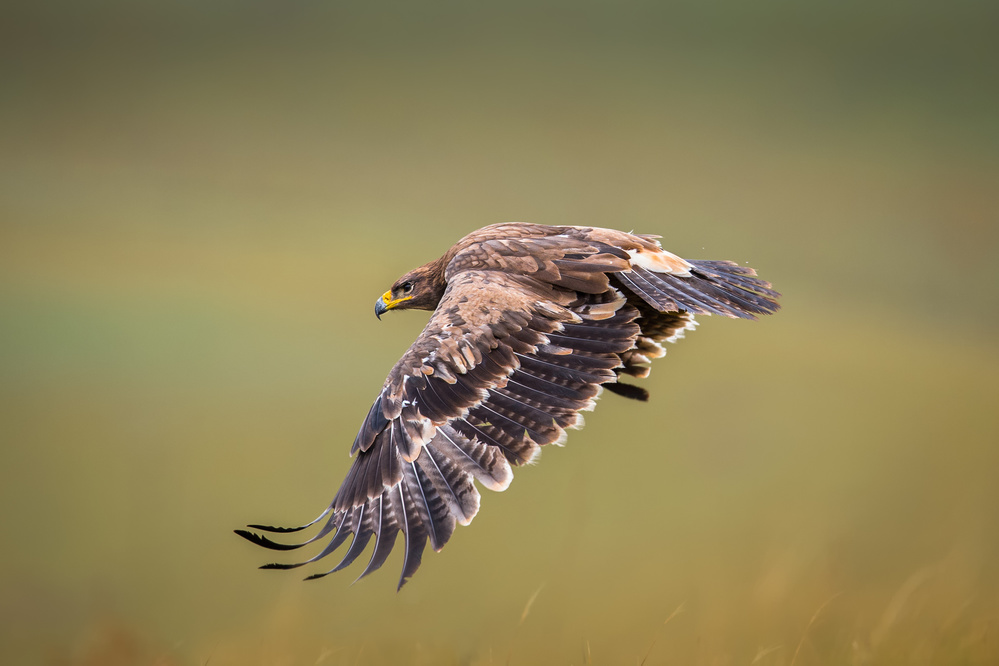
[
  {"x1": 328, "y1": 506, "x2": 372, "y2": 573},
  {"x1": 355, "y1": 496, "x2": 400, "y2": 582},
  {"x1": 434, "y1": 423, "x2": 513, "y2": 491},
  {"x1": 398, "y1": 474, "x2": 429, "y2": 590},
  {"x1": 451, "y1": 416, "x2": 540, "y2": 466},
  {"x1": 420, "y1": 442, "x2": 480, "y2": 525}
]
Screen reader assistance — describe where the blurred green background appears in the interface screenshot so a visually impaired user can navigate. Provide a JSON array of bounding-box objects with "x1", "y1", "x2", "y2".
[{"x1": 2, "y1": 2, "x2": 997, "y2": 664}]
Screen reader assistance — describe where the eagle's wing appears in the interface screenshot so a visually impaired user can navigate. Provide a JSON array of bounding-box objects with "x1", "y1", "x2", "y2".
[{"x1": 236, "y1": 231, "x2": 780, "y2": 588}]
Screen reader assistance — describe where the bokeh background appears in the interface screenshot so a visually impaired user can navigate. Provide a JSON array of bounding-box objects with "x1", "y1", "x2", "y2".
[{"x1": 2, "y1": 2, "x2": 997, "y2": 664}]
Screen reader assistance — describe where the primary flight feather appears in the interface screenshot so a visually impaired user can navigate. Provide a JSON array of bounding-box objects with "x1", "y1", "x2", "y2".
[{"x1": 236, "y1": 222, "x2": 781, "y2": 589}]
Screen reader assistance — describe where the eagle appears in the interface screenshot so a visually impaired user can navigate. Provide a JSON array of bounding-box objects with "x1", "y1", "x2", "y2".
[{"x1": 236, "y1": 222, "x2": 781, "y2": 589}]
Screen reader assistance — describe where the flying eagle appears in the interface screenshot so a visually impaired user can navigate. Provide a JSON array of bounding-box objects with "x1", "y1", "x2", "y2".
[{"x1": 236, "y1": 223, "x2": 780, "y2": 589}]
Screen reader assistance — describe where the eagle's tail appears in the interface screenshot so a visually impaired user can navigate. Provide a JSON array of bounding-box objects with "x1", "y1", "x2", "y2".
[{"x1": 615, "y1": 259, "x2": 781, "y2": 319}]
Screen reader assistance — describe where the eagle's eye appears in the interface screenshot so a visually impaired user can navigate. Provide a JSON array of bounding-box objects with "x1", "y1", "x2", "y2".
[{"x1": 401, "y1": 281, "x2": 414, "y2": 294}]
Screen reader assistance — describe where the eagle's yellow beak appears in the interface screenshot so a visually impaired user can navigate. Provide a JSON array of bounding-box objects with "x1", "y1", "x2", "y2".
[{"x1": 375, "y1": 290, "x2": 412, "y2": 319}]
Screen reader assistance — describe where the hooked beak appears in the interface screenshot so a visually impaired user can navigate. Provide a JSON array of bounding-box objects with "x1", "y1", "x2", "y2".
[{"x1": 375, "y1": 290, "x2": 412, "y2": 319}]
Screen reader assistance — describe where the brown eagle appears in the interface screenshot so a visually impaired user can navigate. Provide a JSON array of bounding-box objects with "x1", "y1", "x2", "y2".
[{"x1": 236, "y1": 223, "x2": 780, "y2": 588}]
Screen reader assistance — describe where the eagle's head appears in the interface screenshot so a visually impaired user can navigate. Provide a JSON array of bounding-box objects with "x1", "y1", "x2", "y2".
[{"x1": 375, "y1": 262, "x2": 446, "y2": 318}]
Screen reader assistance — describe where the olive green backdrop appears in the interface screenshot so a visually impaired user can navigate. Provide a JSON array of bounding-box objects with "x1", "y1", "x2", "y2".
[{"x1": 2, "y1": 2, "x2": 997, "y2": 664}]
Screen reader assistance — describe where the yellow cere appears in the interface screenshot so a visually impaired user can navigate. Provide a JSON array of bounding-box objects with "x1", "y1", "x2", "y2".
[{"x1": 383, "y1": 290, "x2": 414, "y2": 309}]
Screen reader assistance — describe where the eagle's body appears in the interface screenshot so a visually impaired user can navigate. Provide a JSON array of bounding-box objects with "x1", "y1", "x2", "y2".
[{"x1": 237, "y1": 223, "x2": 781, "y2": 588}]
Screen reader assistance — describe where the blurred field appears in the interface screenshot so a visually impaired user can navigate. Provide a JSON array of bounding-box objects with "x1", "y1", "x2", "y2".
[{"x1": 2, "y1": 2, "x2": 998, "y2": 664}]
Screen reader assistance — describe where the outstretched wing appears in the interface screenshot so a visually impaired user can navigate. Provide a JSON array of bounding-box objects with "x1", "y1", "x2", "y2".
[
  {"x1": 236, "y1": 228, "x2": 781, "y2": 588},
  {"x1": 237, "y1": 263, "x2": 642, "y2": 589}
]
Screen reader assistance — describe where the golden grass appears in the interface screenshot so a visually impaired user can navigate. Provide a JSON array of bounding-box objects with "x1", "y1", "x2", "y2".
[{"x1": 47, "y1": 570, "x2": 998, "y2": 666}]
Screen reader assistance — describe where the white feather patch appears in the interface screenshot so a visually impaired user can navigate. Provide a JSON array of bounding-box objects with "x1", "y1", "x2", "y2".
[
  {"x1": 665, "y1": 315, "x2": 699, "y2": 343},
  {"x1": 626, "y1": 248, "x2": 693, "y2": 276}
]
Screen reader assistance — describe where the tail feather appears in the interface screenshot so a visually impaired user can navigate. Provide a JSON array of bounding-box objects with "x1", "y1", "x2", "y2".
[
  {"x1": 648, "y1": 268, "x2": 760, "y2": 318},
  {"x1": 637, "y1": 268, "x2": 735, "y2": 317},
  {"x1": 616, "y1": 259, "x2": 780, "y2": 319},
  {"x1": 688, "y1": 260, "x2": 782, "y2": 304}
]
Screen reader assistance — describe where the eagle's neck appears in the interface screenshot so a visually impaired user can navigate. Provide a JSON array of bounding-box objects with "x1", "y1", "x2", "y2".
[{"x1": 423, "y1": 255, "x2": 450, "y2": 308}]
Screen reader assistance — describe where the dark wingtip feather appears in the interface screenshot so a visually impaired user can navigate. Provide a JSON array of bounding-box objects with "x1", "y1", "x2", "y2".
[
  {"x1": 604, "y1": 381, "x2": 650, "y2": 401},
  {"x1": 234, "y1": 529, "x2": 307, "y2": 551},
  {"x1": 245, "y1": 505, "x2": 333, "y2": 534},
  {"x1": 245, "y1": 523, "x2": 310, "y2": 534},
  {"x1": 260, "y1": 562, "x2": 303, "y2": 570},
  {"x1": 244, "y1": 506, "x2": 333, "y2": 534},
  {"x1": 304, "y1": 572, "x2": 330, "y2": 581},
  {"x1": 355, "y1": 522, "x2": 400, "y2": 584},
  {"x1": 397, "y1": 544, "x2": 425, "y2": 591},
  {"x1": 329, "y1": 532, "x2": 374, "y2": 574}
]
